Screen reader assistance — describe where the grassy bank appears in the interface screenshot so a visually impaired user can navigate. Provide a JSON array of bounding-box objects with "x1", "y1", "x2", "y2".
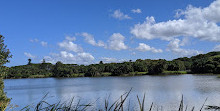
[
  {"x1": 130, "y1": 71, "x2": 148, "y2": 75},
  {"x1": 162, "y1": 71, "x2": 188, "y2": 75}
]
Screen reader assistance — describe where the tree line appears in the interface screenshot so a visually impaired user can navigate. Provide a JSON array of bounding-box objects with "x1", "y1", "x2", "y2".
[{"x1": 3, "y1": 51, "x2": 220, "y2": 78}]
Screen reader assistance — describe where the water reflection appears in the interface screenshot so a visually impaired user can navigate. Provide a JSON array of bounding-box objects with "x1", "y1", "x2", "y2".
[{"x1": 4, "y1": 75, "x2": 220, "y2": 110}]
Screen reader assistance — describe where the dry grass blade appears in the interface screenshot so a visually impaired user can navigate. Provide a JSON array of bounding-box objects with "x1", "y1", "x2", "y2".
[
  {"x1": 149, "y1": 102, "x2": 153, "y2": 111},
  {"x1": 118, "y1": 88, "x2": 132, "y2": 110},
  {"x1": 75, "y1": 99, "x2": 81, "y2": 110},
  {"x1": 199, "y1": 97, "x2": 207, "y2": 111},
  {"x1": 191, "y1": 106, "x2": 194, "y2": 111},
  {"x1": 108, "y1": 88, "x2": 132, "y2": 111},
  {"x1": 137, "y1": 95, "x2": 141, "y2": 110},
  {"x1": 66, "y1": 97, "x2": 74, "y2": 110},
  {"x1": 178, "y1": 95, "x2": 183, "y2": 111},
  {"x1": 121, "y1": 95, "x2": 124, "y2": 111},
  {"x1": 185, "y1": 105, "x2": 187, "y2": 111},
  {"x1": 81, "y1": 98, "x2": 99, "y2": 111},
  {"x1": 104, "y1": 94, "x2": 111, "y2": 111},
  {"x1": 108, "y1": 93, "x2": 126, "y2": 111},
  {"x1": 137, "y1": 93, "x2": 145, "y2": 111},
  {"x1": 205, "y1": 105, "x2": 220, "y2": 110}
]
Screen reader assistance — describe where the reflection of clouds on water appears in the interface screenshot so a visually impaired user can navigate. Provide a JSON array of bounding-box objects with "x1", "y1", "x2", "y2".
[{"x1": 4, "y1": 75, "x2": 220, "y2": 110}]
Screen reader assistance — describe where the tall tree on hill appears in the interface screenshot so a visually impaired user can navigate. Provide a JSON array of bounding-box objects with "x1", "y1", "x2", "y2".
[{"x1": 28, "y1": 58, "x2": 32, "y2": 65}]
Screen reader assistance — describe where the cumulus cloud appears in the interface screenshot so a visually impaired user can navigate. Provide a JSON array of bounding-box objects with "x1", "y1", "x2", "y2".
[
  {"x1": 24, "y1": 52, "x2": 36, "y2": 59},
  {"x1": 131, "y1": 9, "x2": 142, "y2": 13},
  {"x1": 41, "y1": 41, "x2": 48, "y2": 47},
  {"x1": 44, "y1": 35, "x2": 95, "y2": 64},
  {"x1": 131, "y1": 0, "x2": 220, "y2": 42},
  {"x1": 65, "y1": 36, "x2": 76, "y2": 41},
  {"x1": 213, "y1": 45, "x2": 220, "y2": 51},
  {"x1": 167, "y1": 39, "x2": 201, "y2": 57},
  {"x1": 44, "y1": 51, "x2": 94, "y2": 64},
  {"x1": 81, "y1": 32, "x2": 106, "y2": 47},
  {"x1": 58, "y1": 40, "x2": 83, "y2": 53},
  {"x1": 136, "y1": 43, "x2": 163, "y2": 53},
  {"x1": 111, "y1": 9, "x2": 132, "y2": 20},
  {"x1": 108, "y1": 33, "x2": 128, "y2": 50},
  {"x1": 180, "y1": 37, "x2": 189, "y2": 46}
]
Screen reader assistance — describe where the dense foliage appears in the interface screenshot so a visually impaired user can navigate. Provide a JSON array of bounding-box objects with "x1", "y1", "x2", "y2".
[
  {"x1": 0, "y1": 35, "x2": 11, "y2": 110},
  {"x1": 190, "y1": 52, "x2": 220, "y2": 74},
  {"x1": 4, "y1": 51, "x2": 220, "y2": 79}
]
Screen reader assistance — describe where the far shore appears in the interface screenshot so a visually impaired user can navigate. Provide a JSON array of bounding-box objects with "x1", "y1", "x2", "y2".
[{"x1": 4, "y1": 71, "x2": 220, "y2": 79}]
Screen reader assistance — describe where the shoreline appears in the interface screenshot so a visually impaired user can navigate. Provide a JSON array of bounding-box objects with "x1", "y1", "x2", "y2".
[{"x1": 4, "y1": 72, "x2": 220, "y2": 80}]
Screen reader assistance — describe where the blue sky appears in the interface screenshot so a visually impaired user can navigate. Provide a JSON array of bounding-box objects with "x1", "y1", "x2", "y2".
[{"x1": 1, "y1": 0, "x2": 220, "y2": 66}]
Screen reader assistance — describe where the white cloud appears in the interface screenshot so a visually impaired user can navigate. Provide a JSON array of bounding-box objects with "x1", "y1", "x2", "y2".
[
  {"x1": 100, "y1": 57, "x2": 125, "y2": 63},
  {"x1": 58, "y1": 35, "x2": 82, "y2": 53},
  {"x1": 131, "y1": 9, "x2": 142, "y2": 13},
  {"x1": 41, "y1": 41, "x2": 48, "y2": 47},
  {"x1": 30, "y1": 38, "x2": 48, "y2": 47},
  {"x1": 100, "y1": 57, "x2": 117, "y2": 63},
  {"x1": 131, "y1": 52, "x2": 136, "y2": 55},
  {"x1": 136, "y1": 43, "x2": 163, "y2": 53},
  {"x1": 213, "y1": 45, "x2": 220, "y2": 51},
  {"x1": 77, "y1": 52, "x2": 95, "y2": 63},
  {"x1": 111, "y1": 9, "x2": 132, "y2": 20},
  {"x1": 180, "y1": 37, "x2": 189, "y2": 46},
  {"x1": 24, "y1": 52, "x2": 36, "y2": 59},
  {"x1": 44, "y1": 51, "x2": 94, "y2": 64},
  {"x1": 167, "y1": 39, "x2": 202, "y2": 57},
  {"x1": 81, "y1": 32, "x2": 106, "y2": 47},
  {"x1": 65, "y1": 36, "x2": 76, "y2": 41},
  {"x1": 44, "y1": 35, "x2": 96, "y2": 64},
  {"x1": 131, "y1": 0, "x2": 220, "y2": 42},
  {"x1": 30, "y1": 38, "x2": 39, "y2": 43},
  {"x1": 108, "y1": 33, "x2": 128, "y2": 50},
  {"x1": 58, "y1": 41, "x2": 83, "y2": 53}
]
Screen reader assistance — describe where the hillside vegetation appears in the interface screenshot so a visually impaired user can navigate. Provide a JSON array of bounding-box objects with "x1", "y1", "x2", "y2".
[{"x1": 4, "y1": 51, "x2": 220, "y2": 78}]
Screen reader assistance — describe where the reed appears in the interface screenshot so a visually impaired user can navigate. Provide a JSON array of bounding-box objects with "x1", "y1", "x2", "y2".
[{"x1": 15, "y1": 89, "x2": 219, "y2": 111}]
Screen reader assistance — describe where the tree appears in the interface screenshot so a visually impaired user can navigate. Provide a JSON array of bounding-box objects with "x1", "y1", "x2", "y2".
[
  {"x1": 28, "y1": 58, "x2": 32, "y2": 65},
  {"x1": 133, "y1": 61, "x2": 147, "y2": 72},
  {"x1": 166, "y1": 60, "x2": 185, "y2": 71},
  {"x1": 0, "y1": 35, "x2": 11, "y2": 109},
  {"x1": 214, "y1": 65, "x2": 220, "y2": 74},
  {"x1": 99, "y1": 61, "x2": 103, "y2": 64},
  {"x1": 148, "y1": 60, "x2": 166, "y2": 74},
  {"x1": 111, "y1": 63, "x2": 133, "y2": 76},
  {"x1": 0, "y1": 35, "x2": 11, "y2": 66},
  {"x1": 52, "y1": 61, "x2": 64, "y2": 77},
  {"x1": 42, "y1": 59, "x2": 46, "y2": 63},
  {"x1": 85, "y1": 66, "x2": 101, "y2": 77}
]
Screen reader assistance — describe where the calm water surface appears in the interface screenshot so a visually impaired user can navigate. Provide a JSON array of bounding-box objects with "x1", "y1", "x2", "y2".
[{"x1": 4, "y1": 74, "x2": 220, "y2": 110}]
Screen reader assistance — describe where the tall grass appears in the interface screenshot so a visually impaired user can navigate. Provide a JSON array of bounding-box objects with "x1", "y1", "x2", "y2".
[{"x1": 12, "y1": 89, "x2": 219, "y2": 111}]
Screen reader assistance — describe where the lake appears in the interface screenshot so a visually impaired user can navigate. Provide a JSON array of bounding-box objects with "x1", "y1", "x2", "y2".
[{"x1": 4, "y1": 74, "x2": 220, "y2": 110}]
